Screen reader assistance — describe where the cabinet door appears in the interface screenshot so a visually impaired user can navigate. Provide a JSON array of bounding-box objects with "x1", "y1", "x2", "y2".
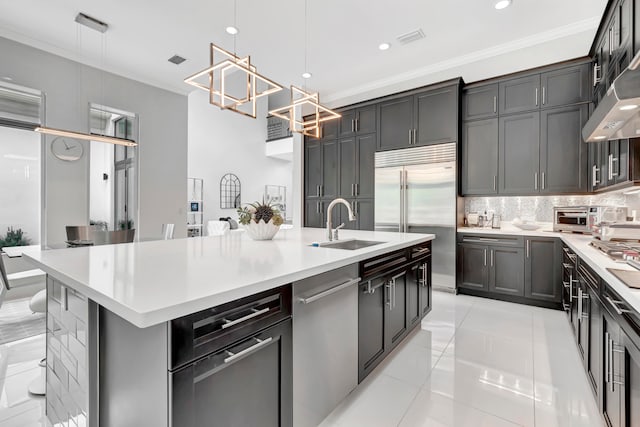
[
  {"x1": 339, "y1": 138, "x2": 356, "y2": 198},
  {"x1": 419, "y1": 259, "x2": 432, "y2": 318},
  {"x1": 304, "y1": 200, "x2": 323, "y2": 228},
  {"x1": 339, "y1": 110, "x2": 356, "y2": 137},
  {"x1": 607, "y1": 139, "x2": 630, "y2": 185},
  {"x1": 577, "y1": 284, "x2": 588, "y2": 361},
  {"x1": 356, "y1": 134, "x2": 376, "y2": 198},
  {"x1": 619, "y1": 0, "x2": 633, "y2": 58},
  {"x1": 305, "y1": 142, "x2": 322, "y2": 199},
  {"x1": 458, "y1": 243, "x2": 488, "y2": 291},
  {"x1": 586, "y1": 286, "x2": 602, "y2": 399},
  {"x1": 414, "y1": 86, "x2": 458, "y2": 146},
  {"x1": 355, "y1": 199, "x2": 374, "y2": 231},
  {"x1": 463, "y1": 84, "x2": 498, "y2": 120},
  {"x1": 590, "y1": 141, "x2": 605, "y2": 191},
  {"x1": 498, "y1": 112, "x2": 540, "y2": 194},
  {"x1": 322, "y1": 140, "x2": 338, "y2": 199},
  {"x1": 524, "y1": 237, "x2": 561, "y2": 302},
  {"x1": 499, "y1": 74, "x2": 541, "y2": 115},
  {"x1": 489, "y1": 246, "x2": 524, "y2": 296},
  {"x1": 358, "y1": 280, "x2": 386, "y2": 382},
  {"x1": 461, "y1": 119, "x2": 498, "y2": 195},
  {"x1": 540, "y1": 64, "x2": 590, "y2": 108},
  {"x1": 620, "y1": 328, "x2": 640, "y2": 427},
  {"x1": 320, "y1": 120, "x2": 338, "y2": 140},
  {"x1": 540, "y1": 104, "x2": 589, "y2": 193},
  {"x1": 379, "y1": 96, "x2": 414, "y2": 151},
  {"x1": 603, "y1": 309, "x2": 622, "y2": 427},
  {"x1": 385, "y1": 270, "x2": 409, "y2": 349},
  {"x1": 356, "y1": 105, "x2": 377, "y2": 135},
  {"x1": 407, "y1": 263, "x2": 422, "y2": 329}
]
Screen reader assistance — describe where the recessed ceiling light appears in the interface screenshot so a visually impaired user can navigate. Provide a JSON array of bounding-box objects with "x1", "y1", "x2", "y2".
[
  {"x1": 225, "y1": 26, "x2": 239, "y2": 35},
  {"x1": 302, "y1": 72, "x2": 312, "y2": 79},
  {"x1": 594, "y1": 136, "x2": 606, "y2": 140},
  {"x1": 494, "y1": 0, "x2": 512, "y2": 10},
  {"x1": 378, "y1": 43, "x2": 391, "y2": 51},
  {"x1": 620, "y1": 104, "x2": 639, "y2": 111}
]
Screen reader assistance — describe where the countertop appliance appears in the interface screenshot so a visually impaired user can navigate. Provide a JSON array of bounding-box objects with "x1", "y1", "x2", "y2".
[
  {"x1": 554, "y1": 206, "x2": 591, "y2": 233},
  {"x1": 374, "y1": 143, "x2": 456, "y2": 291},
  {"x1": 583, "y1": 50, "x2": 640, "y2": 142},
  {"x1": 292, "y1": 265, "x2": 359, "y2": 427},
  {"x1": 593, "y1": 221, "x2": 640, "y2": 242},
  {"x1": 588, "y1": 206, "x2": 628, "y2": 231}
]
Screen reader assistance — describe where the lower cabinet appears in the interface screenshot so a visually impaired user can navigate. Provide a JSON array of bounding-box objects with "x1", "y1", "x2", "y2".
[
  {"x1": 357, "y1": 244, "x2": 432, "y2": 382},
  {"x1": 602, "y1": 307, "x2": 623, "y2": 427},
  {"x1": 458, "y1": 233, "x2": 560, "y2": 308}
]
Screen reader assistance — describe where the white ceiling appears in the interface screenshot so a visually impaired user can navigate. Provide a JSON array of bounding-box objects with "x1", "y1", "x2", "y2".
[{"x1": 0, "y1": 0, "x2": 608, "y2": 107}]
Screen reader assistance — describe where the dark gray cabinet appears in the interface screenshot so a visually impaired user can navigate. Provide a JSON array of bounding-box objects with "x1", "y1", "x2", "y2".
[
  {"x1": 463, "y1": 84, "x2": 498, "y2": 120},
  {"x1": 356, "y1": 134, "x2": 376, "y2": 198},
  {"x1": 499, "y1": 112, "x2": 540, "y2": 194},
  {"x1": 409, "y1": 259, "x2": 431, "y2": 327},
  {"x1": 540, "y1": 104, "x2": 589, "y2": 193},
  {"x1": 620, "y1": 327, "x2": 640, "y2": 427},
  {"x1": 414, "y1": 86, "x2": 458, "y2": 145},
  {"x1": 358, "y1": 277, "x2": 386, "y2": 381},
  {"x1": 340, "y1": 105, "x2": 377, "y2": 137},
  {"x1": 322, "y1": 141, "x2": 338, "y2": 199},
  {"x1": 461, "y1": 118, "x2": 498, "y2": 195},
  {"x1": 524, "y1": 237, "x2": 561, "y2": 303},
  {"x1": 602, "y1": 308, "x2": 623, "y2": 427},
  {"x1": 386, "y1": 270, "x2": 409, "y2": 348},
  {"x1": 459, "y1": 243, "x2": 488, "y2": 291},
  {"x1": 339, "y1": 137, "x2": 356, "y2": 198},
  {"x1": 488, "y1": 246, "x2": 524, "y2": 296},
  {"x1": 354, "y1": 199, "x2": 374, "y2": 231},
  {"x1": 378, "y1": 96, "x2": 414, "y2": 151},
  {"x1": 305, "y1": 142, "x2": 322, "y2": 199},
  {"x1": 540, "y1": 64, "x2": 591, "y2": 108},
  {"x1": 585, "y1": 283, "x2": 602, "y2": 400},
  {"x1": 378, "y1": 82, "x2": 460, "y2": 151},
  {"x1": 304, "y1": 200, "x2": 323, "y2": 228},
  {"x1": 499, "y1": 75, "x2": 540, "y2": 115}
]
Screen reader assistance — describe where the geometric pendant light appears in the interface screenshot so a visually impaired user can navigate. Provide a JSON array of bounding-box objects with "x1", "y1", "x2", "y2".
[
  {"x1": 184, "y1": 43, "x2": 283, "y2": 119},
  {"x1": 268, "y1": 86, "x2": 340, "y2": 138}
]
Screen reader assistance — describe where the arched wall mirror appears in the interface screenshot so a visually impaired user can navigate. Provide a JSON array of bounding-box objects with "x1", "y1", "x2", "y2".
[{"x1": 220, "y1": 173, "x2": 241, "y2": 209}]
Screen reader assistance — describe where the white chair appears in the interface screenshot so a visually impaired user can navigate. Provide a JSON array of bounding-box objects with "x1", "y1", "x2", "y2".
[
  {"x1": 162, "y1": 224, "x2": 175, "y2": 240},
  {"x1": 207, "y1": 220, "x2": 230, "y2": 236},
  {"x1": 0, "y1": 253, "x2": 46, "y2": 395}
]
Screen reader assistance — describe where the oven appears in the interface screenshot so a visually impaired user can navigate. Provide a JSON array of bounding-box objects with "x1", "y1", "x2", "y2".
[{"x1": 553, "y1": 207, "x2": 591, "y2": 233}]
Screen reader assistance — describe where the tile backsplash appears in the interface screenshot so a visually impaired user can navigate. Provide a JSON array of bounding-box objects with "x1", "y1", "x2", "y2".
[{"x1": 464, "y1": 190, "x2": 640, "y2": 223}]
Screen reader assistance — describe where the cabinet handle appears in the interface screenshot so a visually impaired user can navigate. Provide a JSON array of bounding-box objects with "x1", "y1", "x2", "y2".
[
  {"x1": 562, "y1": 262, "x2": 574, "y2": 270},
  {"x1": 355, "y1": 183, "x2": 359, "y2": 196},
  {"x1": 413, "y1": 129, "x2": 417, "y2": 145},
  {"x1": 609, "y1": 28, "x2": 614, "y2": 56},
  {"x1": 526, "y1": 240, "x2": 530, "y2": 258},
  {"x1": 490, "y1": 250, "x2": 494, "y2": 267},
  {"x1": 578, "y1": 288, "x2": 582, "y2": 322},
  {"x1": 542, "y1": 86, "x2": 546, "y2": 105},
  {"x1": 385, "y1": 282, "x2": 393, "y2": 309},
  {"x1": 356, "y1": 118, "x2": 359, "y2": 132},
  {"x1": 222, "y1": 307, "x2": 270, "y2": 330},
  {"x1": 535, "y1": 88, "x2": 539, "y2": 106},
  {"x1": 534, "y1": 172, "x2": 538, "y2": 190},
  {"x1": 61, "y1": 286, "x2": 68, "y2": 311},
  {"x1": 605, "y1": 295, "x2": 633, "y2": 315},
  {"x1": 593, "y1": 63, "x2": 602, "y2": 86},
  {"x1": 223, "y1": 336, "x2": 273, "y2": 364},
  {"x1": 493, "y1": 175, "x2": 497, "y2": 191},
  {"x1": 352, "y1": 119, "x2": 355, "y2": 133},
  {"x1": 593, "y1": 165, "x2": 600, "y2": 187},
  {"x1": 298, "y1": 277, "x2": 361, "y2": 304},
  {"x1": 408, "y1": 129, "x2": 413, "y2": 145},
  {"x1": 606, "y1": 332, "x2": 612, "y2": 390},
  {"x1": 493, "y1": 96, "x2": 497, "y2": 113},
  {"x1": 608, "y1": 154, "x2": 613, "y2": 180},
  {"x1": 316, "y1": 185, "x2": 321, "y2": 197},
  {"x1": 484, "y1": 249, "x2": 487, "y2": 266},
  {"x1": 541, "y1": 172, "x2": 545, "y2": 190},
  {"x1": 351, "y1": 183, "x2": 355, "y2": 196},
  {"x1": 611, "y1": 156, "x2": 619, "y2": 177},
  {"x1": 316, "y1": 201, "x2": 320, "y2": 214}
]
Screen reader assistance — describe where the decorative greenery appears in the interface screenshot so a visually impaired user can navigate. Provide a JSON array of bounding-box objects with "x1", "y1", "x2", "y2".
[
  {"x1": 118, "y1": 219, "x2": 134, "y2": 230},
  {"x1": 237, "y1": 200, "x2": 284, "y2": 226},
  {"x1": 0, "y1": 227, "x2": 31, "y2": 248}
]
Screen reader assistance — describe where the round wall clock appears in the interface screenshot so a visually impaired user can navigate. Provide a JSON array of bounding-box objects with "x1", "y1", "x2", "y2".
[{"x1": 51, "y1": 137, "x2": 84, "y2": 162}]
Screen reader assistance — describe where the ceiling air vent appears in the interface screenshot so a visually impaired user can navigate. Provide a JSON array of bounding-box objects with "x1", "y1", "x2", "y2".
[
  {"x1": 168, "y1": 55, "x2": 187, "y2": 65},
  {"x1": 75, "y1": 13, "x2": 109, "y2": 33},
  {"x1": 396, "y1": 29, "x2": 425, "y2": 45}
]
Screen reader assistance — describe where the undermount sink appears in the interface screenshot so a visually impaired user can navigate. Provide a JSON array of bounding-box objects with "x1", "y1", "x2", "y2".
[{"x1": 317, "y1": 239, "x2": 385, "y2": 250}]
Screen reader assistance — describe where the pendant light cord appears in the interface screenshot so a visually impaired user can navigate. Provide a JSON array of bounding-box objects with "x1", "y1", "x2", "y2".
[
  {"x1": 233, "y1": 0, "x2": 238, "y2": 55},
  {"x1": 303, "y1": 0, "x2": 308, "y2": 91}
]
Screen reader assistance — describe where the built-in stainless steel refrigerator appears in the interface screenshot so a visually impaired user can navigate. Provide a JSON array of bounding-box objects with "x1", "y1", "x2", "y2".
[{"x1": 375, "y1": 143, "x2": 456, "y2": 291}]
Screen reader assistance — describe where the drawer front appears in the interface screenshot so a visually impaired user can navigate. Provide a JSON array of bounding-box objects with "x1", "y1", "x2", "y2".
[
  {"x1": 169, "y1": 285, "x2": 292, "y2": 370},
  {"x1": 458, "y1": 233, "x2": 524, "y2": 248},
  {"x1": 409, "y1": 241, "x2": 432, "y2": 262}
]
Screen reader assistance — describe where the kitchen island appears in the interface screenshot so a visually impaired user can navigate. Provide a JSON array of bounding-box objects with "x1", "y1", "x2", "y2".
[{"x1": 24, "y1": 228, "x2": 434, "y2": 427}]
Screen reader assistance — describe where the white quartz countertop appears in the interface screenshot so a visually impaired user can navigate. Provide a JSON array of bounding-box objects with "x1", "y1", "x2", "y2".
[
  {"x1": 24, "y1": 228, "x2": 433, "y2": 328},
  {"x1": 458, "y1": 225, "x2": 640, "y2": 313}
]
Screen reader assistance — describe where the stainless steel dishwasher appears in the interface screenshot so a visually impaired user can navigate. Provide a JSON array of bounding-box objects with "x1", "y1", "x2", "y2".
[{"x1": 293, "y1": 263, "x2": 360, "y2": 427}]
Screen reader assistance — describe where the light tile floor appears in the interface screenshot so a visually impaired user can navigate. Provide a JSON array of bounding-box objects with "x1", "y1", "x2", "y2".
[
  {"x1": 321, "y1": 292, "x2": 604, "y2": 427},
  {"x1": 0, "y1": 293, "x2": 603, "y2": 427}
]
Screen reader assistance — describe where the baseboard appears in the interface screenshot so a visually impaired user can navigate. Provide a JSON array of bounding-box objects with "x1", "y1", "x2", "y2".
[{"x1": 457, "y1": 287, "x2": 562, "y2": 310}]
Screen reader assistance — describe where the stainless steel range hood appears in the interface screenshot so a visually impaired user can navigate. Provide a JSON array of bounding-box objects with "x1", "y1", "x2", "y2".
[{"x1": 583, "y1": 51, "x2": 640, "y2": 142}]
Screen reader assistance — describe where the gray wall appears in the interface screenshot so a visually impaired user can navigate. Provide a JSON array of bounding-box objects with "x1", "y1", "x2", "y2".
[{"x1": 0, "y1": 36, "x2": 188, "y2": 243}]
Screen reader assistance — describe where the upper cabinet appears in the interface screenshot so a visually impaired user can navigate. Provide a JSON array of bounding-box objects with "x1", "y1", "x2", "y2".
[
  {"x1": 378, "y1": 81, "x2": 460, "y2": 151},
  {"x1": 540, "y1": 65, "x2": 591, "y2": 108},
  {"x1": 463, "y1": 84, "x2": 498, "y2": 120},
  {"x1": 339, "y1": 105, "x2": 377, "y2": 137},
  {"x1": 499, "y1": 75, "x2": 541, "y2": 115}
]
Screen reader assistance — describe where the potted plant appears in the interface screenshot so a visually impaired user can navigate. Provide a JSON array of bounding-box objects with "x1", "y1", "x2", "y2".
[
  {"x1": 237, "y1": 200, "x2": 284, "y2": 240},
  {"x1": 0, "y1": 227, "x2": 31, "y2": 249}
]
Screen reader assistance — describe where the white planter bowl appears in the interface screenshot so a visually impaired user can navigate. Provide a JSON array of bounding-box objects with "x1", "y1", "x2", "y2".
[{"x1": 243, "y1": 219, "x2": 281, "y2": 240}]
